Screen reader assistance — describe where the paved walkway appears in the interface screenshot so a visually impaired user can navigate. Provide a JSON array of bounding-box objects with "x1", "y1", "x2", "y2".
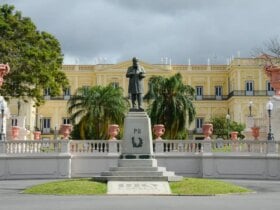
[{"x1": 0, "y1": 179, "x2": 280, "y2": 210}]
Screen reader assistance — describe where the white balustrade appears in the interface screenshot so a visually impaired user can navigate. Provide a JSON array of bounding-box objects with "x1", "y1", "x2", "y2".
[
  {"x1": 3, "y1": 140, "x2": 62, "y2": 154},
  {"x1": 1, "y1": 139, "x2": 280, "y2": 155},
  {"x1": 210, "y1": 140, "x2": 277, "y2": 154},
  {"x1": 69, "y1": 140, "x2": 121, "y2": 154},
  {"x1": 155, "y1": 140, "x2": 204, "y2": 153}
]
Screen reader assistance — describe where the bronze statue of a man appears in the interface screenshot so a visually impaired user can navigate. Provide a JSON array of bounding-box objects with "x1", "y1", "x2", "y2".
[{"x1": 126, "y1": 57, "x2": 145, "y2": 111}]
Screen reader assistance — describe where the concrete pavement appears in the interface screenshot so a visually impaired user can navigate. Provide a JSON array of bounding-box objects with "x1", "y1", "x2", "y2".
[{"x1": 0, "y1": 179, "x2": 280, "y2": 210}]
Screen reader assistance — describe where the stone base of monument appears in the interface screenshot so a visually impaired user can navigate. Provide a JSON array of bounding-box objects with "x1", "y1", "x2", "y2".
[
  {"x1": 93, "y1": 158, "x2": 182, "y2": 182},
  {"x1": 92, "y1": 112, "x2": 182, "y2": 195},
  {"x1": 107, "y1": 181, "x2": 171, "y2": 195},
  {"x1": 93, "y1": 158, "x2": 181, "y2": 195}
]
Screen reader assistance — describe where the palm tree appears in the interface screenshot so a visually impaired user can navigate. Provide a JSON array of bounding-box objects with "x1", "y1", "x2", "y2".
[
  {"x1": 144, "y1": 73, "x2": 196, "y2": 139},
  {"x1": 68, "y1": 85, "x2": 129, "y2": 139}
]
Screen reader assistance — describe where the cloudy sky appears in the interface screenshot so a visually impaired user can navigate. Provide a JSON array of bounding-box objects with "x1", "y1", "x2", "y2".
[{"x1": 2, "y1": 0, "x2": 280, "y2": 65}]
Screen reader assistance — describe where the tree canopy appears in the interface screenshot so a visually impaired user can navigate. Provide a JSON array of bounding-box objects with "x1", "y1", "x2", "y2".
[
  {"x1": 68, "y1": 85, "x2": 129, "y2": 139},
  {"x1": 0, "y1": 4, "x2": 68, "y2": 105},
  {"x1": 210, "y1": 116, "x2": 245, "y2": 139},
  {"x1": 144, "y1": 73, "x2": 196, "y2": 139},
  {"x1": 253, "y1": 36, "x2": 280, "y2": 66}
]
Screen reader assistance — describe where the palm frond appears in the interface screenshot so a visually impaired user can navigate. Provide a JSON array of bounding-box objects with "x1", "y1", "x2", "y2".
[{"x1": 145, "y1": 73, "x2": 196, "y2": 139}]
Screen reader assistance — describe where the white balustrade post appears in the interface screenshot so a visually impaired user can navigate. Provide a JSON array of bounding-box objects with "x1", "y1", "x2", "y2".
[
  {"x1": 267, "y1": 141, "x2": 276, "y2": 154},
  {"x1": 202, "y1": 139, "x2": 214, "y2": 178},
  {"x1": 61, "y1": 140, "x2": 70, "y2": 153},
  {"x1": 203, "y1": 140, "x2": 212, "y2": 153},
  {"x1": 0, "y1": 141, "x2": 5, "y2": 153},
  {"x1": 155, "y1": 140, "x2": 164, "y2": 153},
  {"x1": 108, "y1": 140, "x2": 118, "y2": 154}
]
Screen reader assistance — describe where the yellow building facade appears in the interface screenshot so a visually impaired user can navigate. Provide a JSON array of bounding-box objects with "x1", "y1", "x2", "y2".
[{"x1": 8, "y1": 57, "x2": 272, "y2": 140}]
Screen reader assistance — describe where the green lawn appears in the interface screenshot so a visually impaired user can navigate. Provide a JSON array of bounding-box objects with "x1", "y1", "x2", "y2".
[
  {"x1": 24, "y1": 179, "x2": 107, "y2": 195},
  {"x1": 24, "y1": 178, "x2": 251, "y2": 195},
  {"x1": 170, "y1": 178, "x2": 251, "y2": 195}
]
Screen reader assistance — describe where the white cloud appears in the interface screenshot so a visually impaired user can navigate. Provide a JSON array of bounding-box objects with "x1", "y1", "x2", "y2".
[{"x1": 3, "y1": 0, "x2": 280, "y2": 64}]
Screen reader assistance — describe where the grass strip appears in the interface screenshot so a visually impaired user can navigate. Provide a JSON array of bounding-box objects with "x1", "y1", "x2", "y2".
[
  {"x1": 24, "y1": 178, "x2": 251, "y2": 195},
  {"x1": 170, "y1": 178, "x2": 252, "y2": 195},
  {"x1": 24, "y1": 179, "x2": 107, "y2": 195}
]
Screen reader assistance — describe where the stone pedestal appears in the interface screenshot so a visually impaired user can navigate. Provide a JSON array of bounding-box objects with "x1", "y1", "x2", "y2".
[
  {"x1": 0, "y1": 96, "x2": 9, "y2": 141},
  {"x1": 246, "y1": 116, "x2": 254, "y2": 129},
  {"x1": 94, "y1": 112, "x2": 182, "y2": 195},
  {"x1": 121, "y1": 112, "x2": 153, "y2": 158},
  {"x1": 270, "y1": 96, "x2": 280, "y2": 140},
  {"x1": 243, "y1": 116, "x2": 254, "y2": 140},
  {"x1": 7, "y1": 116, "x2": 29, "y2": 140},
  {"x1": 243, "y1": 116, "x2": 266, "y2": 140}
]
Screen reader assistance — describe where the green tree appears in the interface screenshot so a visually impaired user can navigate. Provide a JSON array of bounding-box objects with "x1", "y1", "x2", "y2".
[
  {"x1": 144, "y1": 73, "x2": 196, "y2": 139},
  {"x1": 230, "y1": 121, "x2": 246, "y2": 139},
  {"x1": 210, "y1": 117, "x2": 227, "y2": 138},
  {"x1": 0, "y1": 4, "x2": 68, "y2": 105},
  {"x1": 210, "y1": 116, "x2": 245, "y2": 139},
  {"x1": 68, "y1": 85, "x2": 129, "y2": 139}
]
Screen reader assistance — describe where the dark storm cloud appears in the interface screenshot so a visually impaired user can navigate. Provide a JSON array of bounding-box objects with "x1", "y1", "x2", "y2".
[{"x1": 2, "y1": 0, "x2": 280, "y2": 64}]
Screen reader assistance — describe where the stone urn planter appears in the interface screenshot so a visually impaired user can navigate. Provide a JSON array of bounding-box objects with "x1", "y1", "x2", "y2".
[
  {"x1": 0, "y1": 63, "x2": 10, "y2": 87},
  {"x1": 11, "y1": 126, "x2": 20, "y2": 140},
  {"x1": 60, "y1": 124, "x2": 72, "y2": 140},
  {"x1": 33, "y1": 131, "x2": 41, "y2": 140},
  {"x1": 230, "y1": 131, "x2": 238, "y2": 141},
  {"x1": 108, "y1": 124, "x2": 120, "y2": 140},
  {"x1": 202, "y1": 123, "x2": 213, "y2": 140},
  {"x1": 251, "y1": 126, "x2": 260, "y2": 140},
  {"x1": 264, "y1": 65, "x2": 280, "y2": 96},
  {"x1": 153, "y1": 124, "x2": 165, "y2": 140}
]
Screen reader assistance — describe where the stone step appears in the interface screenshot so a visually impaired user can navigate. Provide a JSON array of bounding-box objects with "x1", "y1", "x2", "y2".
[
  {"x1": 101, "y1": 171, "x2": 164, "y2": 177},
  {"x1": 110, "y1": 166, "x2": 166, "y2": 172},
  {"x1": 93, "y1": 176, "x2": 169, "y2": 182},
  {"x1": 162, "y1": 171, "x2": 175, "y2": 177},
  {"x1": 118, "y1": 159, "x2": 158, "y2": 167},
  {"x1": 167, "y1": 175, "x2": 183, "y2": 182}
]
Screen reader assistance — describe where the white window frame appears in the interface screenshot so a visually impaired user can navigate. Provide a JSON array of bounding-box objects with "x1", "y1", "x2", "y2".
[
  {"x1": 195, "y1": 118, "x2": 204, "y2": 133},
  {"x1": 266, "y1": 81, "x2": 275, "y2": 96},
  {"x1": 42, "y1": 118, "x2": 51, "y2": 134},
  {"x1": 11, "y1": 118, "x2": 18, "y2": 126},
  {"x1": 110, "y1": 82, "x2": 119, "y2": 88},
  {"x1": 245, "y1": 81, "x2": 254, "y2": 96},
  {"x1": 62, "y1": 118, "x2": 71, "y2": 125},
  {"x1": 196, "y1": 86, "x2": 203, "y2": 100},
  {"x1": 44, "y1": 88, "x2": 51, "y2": 99},
  {"x1": 63, "y1": 87, "x2": 71, "y2": 99},
  {"x1": 215, "y1": 86, "x2": 222, "y2": 99}
]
